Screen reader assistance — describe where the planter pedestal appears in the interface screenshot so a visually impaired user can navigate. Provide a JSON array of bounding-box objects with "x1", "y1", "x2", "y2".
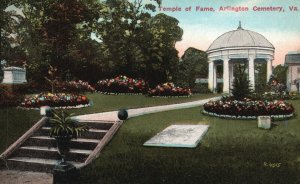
[{"x1": 53, "y1": 162, "x2": 77, "y2": 184}]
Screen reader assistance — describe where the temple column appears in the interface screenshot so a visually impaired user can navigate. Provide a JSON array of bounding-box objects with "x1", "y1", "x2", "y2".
[
  {"x1": 223, "y1": 58, "x2": 230, "y2": 93},
  {"x1": 213, "y1": 64, "x2": 217, "y2": 92},
  {"x1": 208, "y1": 61, "x2": 215, "y2": 92},
  {"x1": 229, "y1": 63, "x2": 234, "y2": 90},
  {"x1": 266, "y1": 58, "x2": 273, "y2": 82},
  {"x1": 248, "y1": 57, "x2": 255, "y2": 90}
]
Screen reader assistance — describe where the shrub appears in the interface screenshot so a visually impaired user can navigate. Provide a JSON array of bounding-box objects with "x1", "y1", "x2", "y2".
[
  {"x1": 57, "y1": 80, "x2": 95, "y2": 93},
  {"x1": 148, "y1": 82, "x2": 192, "y2": 97},
  {"x1": 96, "y1": 75, "x2": 147, "y2": 94},
  {"x1": 251, "y1": 92, "x2": 297, "y2": 101},
  {"x1": 0, "y1": 84, "x2": 25, "y2": 107},
  {"x1": 231, "y1": 64, "x2": 253, "y2": 99},
  {"x1": 252, "y1": 76, "x2": 295, "y2": 101},
  {"x1": 10, "y1": 81, "x2": 50, "y2": 94},
  {"x1": 17, "y1": 80, "x2": 95, "y2": 94},
  {"x1": 267, "y1": 75, "x2": 287, "y2": 93},
  {"x1": 192, "y1": 83, "x2": 211, "y2": 94}
]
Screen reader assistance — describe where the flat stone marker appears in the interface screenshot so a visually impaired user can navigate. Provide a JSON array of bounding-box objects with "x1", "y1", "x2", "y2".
[
  {"x1": 258, "y1": 116, "x2": 271, "y2": 129},
  {"x1": 144, "y1": 125, "x2": 209, "y2": 148}
]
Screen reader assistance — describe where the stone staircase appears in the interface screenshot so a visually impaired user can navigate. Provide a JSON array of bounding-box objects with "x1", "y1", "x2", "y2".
[{"x1": 0, "y1": 118, "x2": 122, "y2": 173}]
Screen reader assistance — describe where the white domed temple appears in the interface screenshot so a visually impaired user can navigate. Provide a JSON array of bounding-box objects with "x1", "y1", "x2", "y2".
[{"x1": 207, "y1": 22, "x2": 275, "y2": 93}]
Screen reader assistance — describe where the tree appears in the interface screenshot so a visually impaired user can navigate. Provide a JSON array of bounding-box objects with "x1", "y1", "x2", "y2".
[
  {"x1": 255, "y1": 61, "x2": 267, "y2": 93},
  {"x1": 4, "y1": 0, "x2": 183, "y2": 87},
  {"x1": 14, "y1": 0, "x2": 102, "y2": 84},
  {"x1": 231, "y1": 64, "x2": 253, "y2": 100},
  {"x1": 93, "y1": 0, "x2": 160, "y2": 80},
  {"x1": 95, "y1": 1, "x2": 182, "y2": 87},
  {"x1": 1, "y1": 1, "x2": 26, "y2": 66},
  {"x1": 145, "y1": 13, "x2": 183, "y2": 86},
  {"x1": 44, "y1": 65, "x2": 59, "y2": 94},
  {"x1": 272, "y1": 64, "x2": 288, "y2": 84},
  {"x1": 175, "y1": 47, "x2": 207, "y2": 88}
]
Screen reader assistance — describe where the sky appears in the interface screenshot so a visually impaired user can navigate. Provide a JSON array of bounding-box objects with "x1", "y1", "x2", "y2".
[
  {"x1": 7, "y1": 0, "x2": 300, "y2": 66},
  {"x1": 150, "y1": 0, "x2": 300, "y2": 65}
]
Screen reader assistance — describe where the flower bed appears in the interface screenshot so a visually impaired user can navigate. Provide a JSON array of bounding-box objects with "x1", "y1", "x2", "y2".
[
  {"x1": 203, "y1": 97, "x2": 295, "y2": 120},
  {"x1": 148, "y1": 82, "x2": 192, "y2": 97},
  {"x1": 55, "y1": 80, "x2": 95, "y2": 93},
  {"x1": 65, "y1": 80, "x2": 95, "y2": 93},
  {"x1": 202, "y1": 110, "x2": 294, "y2": 120},
  {"x1": 259, "y1": 91, "x2": 297, "y2": 100},
  {"x1": 20, "y1": 93, "x2": 90, "y2": 109},
  {"x1": 96, "y1": 75, "x2": 147, "y2": 94}
]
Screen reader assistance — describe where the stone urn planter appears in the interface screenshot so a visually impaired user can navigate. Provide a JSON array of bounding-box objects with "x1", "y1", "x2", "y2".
[
  {"x1": 49, "y1": 110, "x2": 88, "y2": 164},
  {"x1": 56, "y1": 137, "x2": 71, "y2": 164}
]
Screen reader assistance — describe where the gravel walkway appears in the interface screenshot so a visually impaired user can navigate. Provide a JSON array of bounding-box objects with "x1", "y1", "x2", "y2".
[{"x1": 75, "y1": 96, "x2": 221, "y2": 121}]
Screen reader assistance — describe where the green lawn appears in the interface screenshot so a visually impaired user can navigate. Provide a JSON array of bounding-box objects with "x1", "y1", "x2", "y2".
[
  {"x1": 0, "y1": 93, "x2": 217, "y2": 152},
  {"x1": 74, "y1": 100, "x2": 300, "y2": 184},
  {"x1": 1, "y1": 94, "x2": 299, "y2": 183},
  {"x1": 67, "y1": 93, "x2": 219, "y2": 116},
  {"x1": 0, "y1": 108, "x2": 40, "y2": 152}
]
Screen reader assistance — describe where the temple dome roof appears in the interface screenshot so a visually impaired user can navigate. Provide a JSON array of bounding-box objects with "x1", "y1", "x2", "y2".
[{"x1": 207, "y1": 23, "x2": 274, "y2": 52}]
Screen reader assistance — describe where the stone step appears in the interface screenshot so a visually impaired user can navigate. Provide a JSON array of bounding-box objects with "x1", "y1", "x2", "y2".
[
  {"x1": 21, "y1": 146, "x2": 92, "y2": 155},
  {"x1": 83, "y1": 121, "x2": 114, "y2": 130},
  {"x1": 1, "y1": 119, "x2": 121, "y2": 173},
  {"x1": 24, "y1": 136, "x2": 99, "y2": 150},
  {"x1": 44, "y1": 121, "x2": 114, "y2": 130},
  {"x1": 11, "y1": 146, "x2": 92, "y2": 162},
  {"x1": 36, "y1": 127, "x2": 108, "y2": 139},
  {"x1": 81, "y1": 129, "x2": 108, "y2": 139},
  {"x1": 82, "y1": 129, "x2": 108, "y2": 139},
  {"x1": 6, "y1": 157, "x2": 82, "y2": 173}
]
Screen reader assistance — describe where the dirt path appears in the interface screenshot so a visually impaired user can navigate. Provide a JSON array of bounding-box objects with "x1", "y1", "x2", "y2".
[{"x1": 0, "y1": 170, "x2": 52, "y2": 184}]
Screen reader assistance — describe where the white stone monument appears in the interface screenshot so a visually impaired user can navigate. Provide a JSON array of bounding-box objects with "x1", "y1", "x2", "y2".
[
  {"x1": 2, "y1": 67, "x2": 27, "y2": 84},
  {"x1": 144, "y1": 125, "x2": 209, "y2": 148},
  {"x1": 258, "y1": 116, "x2": 271, "y2": 129}
]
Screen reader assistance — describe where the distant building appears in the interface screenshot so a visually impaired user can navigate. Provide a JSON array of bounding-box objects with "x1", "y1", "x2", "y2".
[{"x1": 285, "y1": 51, "x2": 300, "y2": 92}]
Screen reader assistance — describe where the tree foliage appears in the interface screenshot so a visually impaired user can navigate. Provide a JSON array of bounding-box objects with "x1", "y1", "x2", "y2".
[
  {"x1": 16, "y1": 0, "x2": 101, "y2": 82},
  {"x1": 175, "y1": 47, "x2": 207, "y2": 88},
  {"x1": 272, "y1": 64, "x2": 288, "y2": 84},
  {"x1": 231, "y1": 64, "x2": 253, "y2": 100},
  {"x1": 1, "y1": 0, "x2": 183, "y2": 87},
  {"x1": 145, "y1": 13, "x2": 183, "y2": 86},
  {"x1": 94, "y1": 1, "x2": 182, "y2": 87},
  {"x1": 1, "y1": 1, "x2": 25, "y2": 66},
  {"x1": 255, "y1": 61, "x2": 267, "y2": 93}
]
